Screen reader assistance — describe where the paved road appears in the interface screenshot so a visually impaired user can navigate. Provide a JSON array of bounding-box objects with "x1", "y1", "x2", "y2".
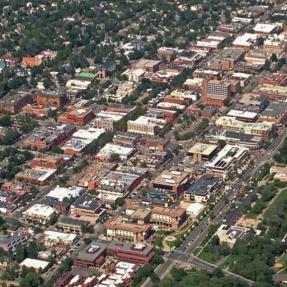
[{"x1": 141, "y1": 129, "x2": 287, "y2": 287}]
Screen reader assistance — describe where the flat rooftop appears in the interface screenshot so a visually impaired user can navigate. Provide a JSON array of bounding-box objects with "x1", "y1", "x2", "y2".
[
  {"x1": 188, "y1": 143, "x2": 217, "y2": 156},
  {"x1": 153, "y1": 169, "x2": 190, "y2": 187},
  {"x1": 185, "y1": 175, "x2": 220, "y2": 196}
]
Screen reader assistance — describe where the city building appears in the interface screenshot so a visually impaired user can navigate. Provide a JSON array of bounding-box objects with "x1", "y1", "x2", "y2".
[
  {"x1": 209, "y1": 48, "x2": 245, "y2": 71},
  {"x1": 253, "y1": 23, "x2": 278, "y2": 35},
  {"x1": 62, "y1": 128, "x2": 105, "y2": 155},
  {"x1": 205, "y1": 144, "x2": 249, "y2": 179},
  {"x1": 70, "y1": 193, "x2": 106, "y2": 224},
  {"x1": 150, "y1": 169, "x2": 191, "y2": 197},
  {"x1": 232, "y1": 33, "x2": 257, "y2": 49},
  {"x1": 22, "y1": 204, "x2": 57, "y2": 225},
  {"x1": 31, "y1": 155, "x2": 68, "y2": 170},
  {"x1": 127, "y1": 116, "x2": 161, "y2": 137},
  {"x1": 15, "y1": 167, "x2": 56, "y2": 185},
  {"x1": 36, "y1": 90, "x2": 67, "y2": 108},
  {"x1": 21, "y1": 104, "x2": 51, "y2": 118},
  {"x1": 206, "y1": 129, "x2": 262, "y2": 149},
  {"x1": 73, "y1": 242, "x2": 106, "y2": 267},
  {"x1": 216, "y1": 225, "x2": 247, "y2": 248},
  {"x1": 96, "y1": 143, "x2": 135, "y2": 162},
  {"x1": 184, "y1": 175, "x2": 220, "y2": 203},
  {"x1": 215, "y1": 116, "x2": 274, "y2": 138},
  {"x1": 270, "y1": 165, "x2": 287, "y2": 182},
  {"x1": 245, "y1": 49, "x2": 270, "y2": 65},
  {"x1": 22, "y1": 123, "x2": 76, "y2": 151},
  {"x1": 78, "y1": 162, "x2": 116, "y2": 189},
  {"x1": 106, "y1": 214, "x2": 152, "y2": 243},
  {"x1": 256, "y1": 84, "x2": 287, "y2": 101},
  {"x1": 258, "y1": 102, "x2": 287, "y2": 124},
  {"x1": 187, "y1": 143, "x2": 218, "y2": 162},
  {"x1": 150, "y1": 206, "x2": 186, "y2": 230},
  {"x1": 106, "y1": 241, "x2": 155, "y2": 264},
  {"x1": 94, "y1": 110, "x2": 127, "y2": 131},
  {"x1": 57, "y1": 107, "x2": 94, "y2": 126},
  {"x1": 97, "y1": 170, "x2": 144, "y2": 201},
  {"x1": 45, "y1": 186, "x2": 84, "y2": 202},
  {"x1": 0, "y1": 91, "x2": 32, "y2": 114},
  {"x1": 56, "y1": 217, "x2": 89, "y2": 234},
  {"x1": 0, "y1": 235, "x2": 27, "y2": 252},
  {"x1": 202, "y1": 79, "x2": 232, "y2": 107},
  {"x1": 44, "y1": 230, "x2": 78, "y2": 247},
  {"x1": 20, "y1": 258, "x2": 50, "y2": 272}
]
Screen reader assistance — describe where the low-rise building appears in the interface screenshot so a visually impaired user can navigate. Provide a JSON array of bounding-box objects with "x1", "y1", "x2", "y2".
[
  {"x1": 0, "y1": 91, "x2": 32, "y2": 114},
  {"x1": 44, "y1": 230, "x2": 78, "y2": 247},
  {"x1": 70, "y1": 193, "x2": 106, "y2": 224},
  {"x1": 209, "y1": 48, "x2": 245, "y2": 71},
  {"x1": 106, "y1": 214, "x2": 152, "y2": 243},
  {"x1": 184, "y1": 175, "x2": 220, "y2": 203},
  {"x1": 36, "y1": 90, "x2": 67, "y2": 108},
  {"x1": 45, "y1": 186, "x2": 83, "y2": 202},
  {"x1": 20, "y1": 258, "x2": 50, "y2": 272},
  {"x1": 205, "y1": 144, "x2": 249, "y2": 179},
  {"x1": 22, "y1": 204, "x2": 57, "y2": 225},
  {"x1": 150, "y1": 206, "x2": 186, "y2": 230},
  {"x1": 15, "y1": 167, "x2": 56, "y2": 185},
  {"x1": 270, "y1": 165, "x2": 287, "y2": 182},
  {"x1": 127, "y1": 116, "x2": 161, "y2": 137},
  {"x1": 259, "y1": 102, "x2": 287, "y2": 124},
  {"x1": 216, "y1": 225, "x2": 247, "y2": 248},
  {"x1": 94, "y1": 110, "x2": 127, "y2": 131},
  {"x1": 73, "y1": 242, "x2": 106, "y2": 267},
  {"x1": 78, "y1": 162, "x2": 116, "y2": 189},
  {"x1": 187, "y1": 143, "x2": 218, "y2": 162},
  {"x1": 107, "y1": 241, "x2": 155, "y2": 264},
  {"x1": 96, "y1": 143, "x2": 135, "y2": 162},
  {"x1": 22, "y1": 123, "x2": 76, "y2": 151},
  {"x1": 150, "y1": 169, "x2": 190, "y2": 198},
  {"x1": 233, "y1": 33, "x2": 257, "y2": 49},
  {"x1": 56, "y1": 217, "x2": 89, "y2": 234},
  {"x1": 62, "y1": 128, "x2": 105, "y2": 155},
  {"x1": 0, "y1": 235, "x2": 27, "y2": 252},
  {"x1": 215, "y1": 116, "x2": 273, "y2": 138},
  {"x1": 57, "y1": 107, "x2": 94, "y2": 126}
]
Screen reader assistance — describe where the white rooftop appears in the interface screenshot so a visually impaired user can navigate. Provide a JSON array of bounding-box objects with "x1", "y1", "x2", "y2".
[
  {"x1": 44, "y1": 230, "x2": 77, "y2": 242},
  {"x1": 20, "y1": 258, "x2": 50, "y2": 270},
  {"x1": 227, "y1": 110, "x2": 258, "y2": 119},
  {"x1": 97, "y1": 143, "x2": 135, "y2": 159},
  {"x1": 233, "y1": 33, "x2": 257, "y2": 47},
  {"x1": 23, "y1": 204, "x2": 55, "y2": 218},
  {"x1": 46, "y1": 185, "x2": 83, "y2": 202},
  {"x1": 253, "y1": 23, "x2": 277, "y2": 34}
]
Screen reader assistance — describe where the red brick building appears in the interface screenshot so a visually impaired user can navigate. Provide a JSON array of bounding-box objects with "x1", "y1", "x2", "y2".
[
  {"x1": 57, "y1": 108, "x2": 94, "y2": 126},
  {"x1": 36, "y1": 90, "x2": 67, "y2": 108},
  {"x1": 202, "y1": 79, "x2": 231, "y2": 107}
]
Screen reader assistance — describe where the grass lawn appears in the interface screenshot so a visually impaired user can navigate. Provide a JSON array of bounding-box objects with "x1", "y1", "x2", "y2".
[
  {"x1": 264, "y1": 189, "x2": 287, "y2": 218},
  {"x1": 198, "y1": 250, "x2": 217, "y2": 263}
]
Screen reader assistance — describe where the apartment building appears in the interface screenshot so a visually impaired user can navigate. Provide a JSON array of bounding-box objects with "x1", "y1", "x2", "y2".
[
  {"x1": 22, "y1": 204, "x2": 57, "y2": 225},
  {"x1": 0, "y1": 91, "x2": 32, "y2": 114},
  {"x1": 44, "y1": 231, "x2": 78, "y2": 247},
  {"x1": 215, "y1": 116, "x2": 273, "y2": 138},
  {"x1": 70, "y1": 194, "x2": 106, "y2": 224},
  {"x1": 150, "y1": 206, "x2": 186, "y2": 230},
  {"x1": 202, "y1": 79, "x2": 232, "y2": 107},
  {"x1": 36, "y1": 90, "x2": 67, "y2": 108},
  {"x1": 127, "y1": 116, "x2": 161, "y2": 137},
  {"x1": 106, "y1": 215, "x2": 152, "y2": 243},
  {"x1": 209, "y1": 48, "x2": 245, "y2": 71}
]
